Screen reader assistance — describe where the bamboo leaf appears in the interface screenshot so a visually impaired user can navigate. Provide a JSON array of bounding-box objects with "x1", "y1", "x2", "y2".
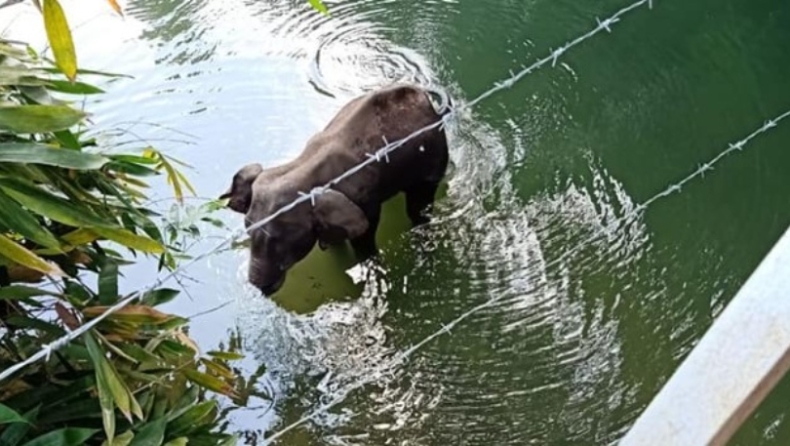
[
  {"x1": 120, "y1": 176, "x2": 149, "y2": 189},
  {"x1": 98, "y1": 259, "x2": 119, "y2": 305},
  {"x1": 201, "y1": 358, "x2": 235, "y2": 380},
  {"x1": 40, "y1": 398, "x2": 102, "y2": 425},
  {"x1": 0, "y1": 176, "x2": 113, "y2": 228},
  {"x1": 105, "y1": 161, "x2": 160, "y2": 177},
  {"x1": 0, "y1": 285, "x2": 59, "y2": 300},
  {"x1": 0, "y1": 187, "x2": 60, "y2": 249},
  {"x1": 0, "y1": 406, "x2": 39, "y2": 446},
  {"x1": 84, "y1": 333, "x2": 117, "y2": 442},
  {"x1": 140, "y1": 288, "x2": 179, "y2": 306},
  {"x1": 54, "y1": 302, "x2": 80, "y2": 330},
  {"x1": 182, "y1": 369, "x2": 237, "y2": 397},
  {"x1": 163, "y1": 439, "x2": 188, "y2": 446},
  {"x1": 5, "y1": 314, "x2": 65, "y2": 335},
  {"x1": 157, "y1": 315, "x2": 188, "y2": 330},
  {"x1": 0, "y1": 66, "x2": 49, "y2": 86},
  {"x1": 167, "y1": 401, "x2": 217, "y2": 437},
  {"x1": 0, "y1": 403, "x2": 29, "y2": 425},
  {"x1": 106, "y1": 0, "x2": 123, "y2": 16},
  {"x1": 42, "y1": 0, "x2": 78, "y2": 81},
  {"x1": 165, "y1": 385, "x2": 198, "y2": 421},
  {"x1": 207, "y1": 350, "x2": 244, "y2": 361},
  {"x1": 129, "y1": 384, "x2": 144, "y2": 421},
  {"x1": 90, "y1": 333, "x2": 136, "y2": 365},
  {"x1": 174, "y1": 331, "x2": 199, "y2": 354},
  {"x1": 100, "y1": 362, "x2": 133, "y2": 422},
  {"x1": 93, "y1": 227, "x2": 164, "y2": 254},
  {"x1": 53, "y1": 129, "x2": 81, "y2": 149},
  {"x1": 308, "y1": 0, "x2": 329, "y2": 15},
  {"x1": 128, "y1": 417, "x2": 165, "y2": 446},
  {"x1": 218, "y1": 436, "x2": 238, "y2": 446},
  {"x1": 85, "y1": 332, "x2": 143, "y2": 422},
  {"x1": 0, "y1": 142, "x2": 108, "y2": 169},
  {"x1": 0, "y1": 233, "x2": 65, "y2": 277},
  {"x1": 108, "y1": 154, "x2": 159, "y2": 165},
  {"x1": 102, "y1": 430, "x2": 134, "y2": 446},
  {"x1": 116, "y1": 343, "x2": 160, "y2": 363},
  {"x1": 36, "y1": 228, "x2": 100, "y2": 255},
  {"x1": 42, "y1": 66, "x2": 132, "y2": 78},
  {"x1": 20, "y1": 428, "x2": 98, "y2": 446},
  {"x1": 159, "y1": 158, "x2": 183, "y2": 203},
  {"x1": 86, "y1": 332, "x2": 143, "y2": 425},
  {"x1": 62, "y1": 228, "x2": 101, "y2": 246},
  {"x1": 121, "y1": 370, "x2": 160, "y2": 383},
  {"x1": 83, "y1": 305, "x2": 174, "y2": 325},
  {"x1": 45, "y1": 79, "x2": 104, "y2": 94},
  {"x1": 156, "y1": 339, "x2": 195, "y2": 359},
  {"x1": 0, "y1": 42, "x2": 30, "y2": 60},
  {"x1": 19, "y1": 85, "x2": 56, "y2": 105},
  {"x1": 2, "y1": 376, "x2": 92, "y2": 414},
  {"x1": 0, "y1": 105, "x2": 85, "y2": 133},
  {"x1": 174, "y1": 169, "x2": 196, "y2": 196}
]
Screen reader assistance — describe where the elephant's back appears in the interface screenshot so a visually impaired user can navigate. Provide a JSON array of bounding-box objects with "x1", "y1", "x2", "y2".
[{"x1": 297, "y1": 84, "x2": 448, "y2": 203}]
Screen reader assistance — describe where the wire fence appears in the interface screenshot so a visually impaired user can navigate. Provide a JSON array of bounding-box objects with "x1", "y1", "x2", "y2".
[
  {"x1": 258, "y1": 107, "x2": 790, "y2": 443},
  {"x1": 4, "y1": 0, "x2": 789, "y2": 441},
  {"x1": 0, "y1": 0, "x2": 660, "y2": 384},
  {"x1": 2, "y1": 5, "x2": 786, "y2": 444}
]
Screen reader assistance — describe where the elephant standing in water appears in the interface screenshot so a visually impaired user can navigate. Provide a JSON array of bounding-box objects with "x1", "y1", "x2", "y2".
[{"x1": 221, "y1": 84, "x2": 452, "y2": 295}]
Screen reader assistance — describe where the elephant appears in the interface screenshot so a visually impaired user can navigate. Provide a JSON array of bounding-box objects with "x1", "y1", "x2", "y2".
[{"x1": 220, "y1": 84, "x2": 451, "y2": 295}]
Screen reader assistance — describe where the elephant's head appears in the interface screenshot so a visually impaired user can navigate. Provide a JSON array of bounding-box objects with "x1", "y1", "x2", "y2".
[
  {"x1": 219, "y1": 163, "x2": 264, "y2": 213},
  {"x1": 244, "y1": 186, "x2": 369, "y2": 295}
]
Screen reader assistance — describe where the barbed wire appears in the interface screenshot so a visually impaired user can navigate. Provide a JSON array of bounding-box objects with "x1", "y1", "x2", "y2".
[
  {"x1": 0, "y1": 0, "x2": 655, "y2": 385},
  {"x1": 0, "y1": 9, "x2": 776, "y2": 442},
  {"x1": 260, "y1": 107, "x2": 790, "y2": 445}
]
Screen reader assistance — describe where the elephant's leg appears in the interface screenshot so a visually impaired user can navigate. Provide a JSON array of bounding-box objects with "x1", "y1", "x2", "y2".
[
  {"x1": 351, "y1": 203, "x2": 381, "y2": 259},
  {"x1": 405, "y1": 181, "x2": 440, "y2": 227}
]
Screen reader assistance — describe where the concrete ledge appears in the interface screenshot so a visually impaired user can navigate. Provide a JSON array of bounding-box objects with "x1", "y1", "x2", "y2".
[{"x1": 620, "y1": 225, "x2": 790, "y2": 446}]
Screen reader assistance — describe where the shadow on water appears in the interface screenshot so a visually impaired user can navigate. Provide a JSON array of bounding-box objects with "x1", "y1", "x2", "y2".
[{"x1": 260, "y1": 184, "x2": 450, "y2": 315}]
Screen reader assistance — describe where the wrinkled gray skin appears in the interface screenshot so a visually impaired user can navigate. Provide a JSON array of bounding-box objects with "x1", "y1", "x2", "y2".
[{"x1": 220, "y1": 84, "x2": 451, "y2": 295}]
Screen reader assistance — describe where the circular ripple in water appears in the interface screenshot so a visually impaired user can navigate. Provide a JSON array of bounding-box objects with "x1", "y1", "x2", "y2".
[{"x1": 308, "y1": 37, "x2": 434, "y2": 98}]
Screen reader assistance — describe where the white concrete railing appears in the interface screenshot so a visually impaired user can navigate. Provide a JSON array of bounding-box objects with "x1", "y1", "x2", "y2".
[{"x1": 620, "y1": 224, "x2": 790, "y2": 446}]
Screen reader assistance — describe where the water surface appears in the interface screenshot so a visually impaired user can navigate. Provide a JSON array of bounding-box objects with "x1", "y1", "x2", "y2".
[{"x1": 3, "y1": 0, "x2": 789, "y2": 444}]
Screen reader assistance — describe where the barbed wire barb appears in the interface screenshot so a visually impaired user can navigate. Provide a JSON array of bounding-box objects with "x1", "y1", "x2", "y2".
[{"x1": 298, "y1": 187, "x2": 327, "y2": 207}]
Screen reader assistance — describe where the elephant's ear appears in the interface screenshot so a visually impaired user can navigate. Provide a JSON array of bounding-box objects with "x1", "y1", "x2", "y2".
[
  {"x1": 312, "y1": 189, "x2": 369, "y2": 241},
  {"x1": 220, "y1": 163, "x2": 263, "y2": 214}
]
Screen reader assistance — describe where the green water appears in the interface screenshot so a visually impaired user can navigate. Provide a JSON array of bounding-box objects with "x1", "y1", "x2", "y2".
[{"x1": 3, "y1": 0, "x2": 790, "y2": 443}]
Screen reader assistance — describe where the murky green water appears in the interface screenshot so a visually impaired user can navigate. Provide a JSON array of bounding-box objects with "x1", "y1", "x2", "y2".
[{"x1": 4, "y1": 0, "x2": 790, "y2": 444}]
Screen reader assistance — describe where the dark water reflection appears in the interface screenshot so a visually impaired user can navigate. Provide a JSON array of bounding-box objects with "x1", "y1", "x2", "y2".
[{"x1": 3, "y1": 0, "x2": 790, "y2": 444}]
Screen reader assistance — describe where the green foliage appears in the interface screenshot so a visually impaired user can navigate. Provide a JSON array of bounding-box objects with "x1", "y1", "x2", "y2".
[
  {"x1": 0, "y1": 22, "x2": 243, "y2": 446},
  {"x1": 308, "y1": 0, "x2": 330, "y2": 15},
  {"x1": 42, "y1": 0, "x2": 77, "y2": 81}
]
